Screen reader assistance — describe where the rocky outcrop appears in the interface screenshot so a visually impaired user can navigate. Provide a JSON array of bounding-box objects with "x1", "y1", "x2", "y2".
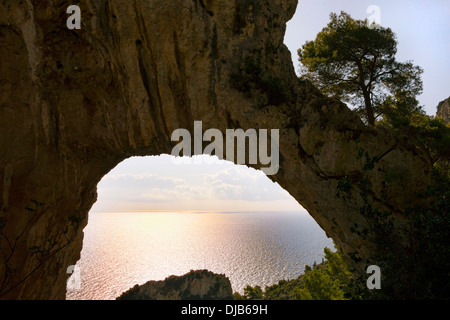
[
  {"x1": 117, "y1": 270, "x2": 233, "y2": 300},
  {"x1": 437, "y1": 97, "x2": 450, "y2": 123},
  {"x1": 0, "y1": 0, "x2": 434, "y2": 299}
]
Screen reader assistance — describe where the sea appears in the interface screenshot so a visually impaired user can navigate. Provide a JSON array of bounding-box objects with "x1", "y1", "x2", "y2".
[{"x1": 65, "y1": 210, "x2": 334, "y2": 300}]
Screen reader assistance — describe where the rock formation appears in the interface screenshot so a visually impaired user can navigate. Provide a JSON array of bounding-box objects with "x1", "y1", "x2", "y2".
[
  {"x1": 437, "y1": 97, "x2": 450, "y2": 123},
  {"x1": 116, "y1": 270, "x2": 233, "y2": 300},
  {"x1": 0, "y1": 0, "x2": 435, "y2": 299}
]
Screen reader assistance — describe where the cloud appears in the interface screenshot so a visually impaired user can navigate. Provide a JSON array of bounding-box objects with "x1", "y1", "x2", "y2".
[
  {"x1": 204, "y1": 166, "x2": 290, "y2": 202},
  {"x1": 98, "y1": 172, "x2": 211, "y2": 203},
  {"x1": 102, "y1": 173, "x2": 184, "y2": 189},
  {"x1": 95, "y1": 158, "x2": 294, "y2": 210}
]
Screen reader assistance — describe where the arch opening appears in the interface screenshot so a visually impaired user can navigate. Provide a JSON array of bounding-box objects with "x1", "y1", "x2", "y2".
[
  {"x1": 0, "y1": 0, "x2": 440, "y2": 301},
  {"x1": 66, "y1": 155, "x2": 333, "y2": 300}
]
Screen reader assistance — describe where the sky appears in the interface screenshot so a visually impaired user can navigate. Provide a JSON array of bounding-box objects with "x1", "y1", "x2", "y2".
[
  {"x1": 285, "y1": 0, "x2": 450, "y2": 115},
  {"x1": 91, "y1": 1, "x2": 449, "y2": 213},
  {"x1": 91, "y1": 155, "x2": 301, "y2": 212}
]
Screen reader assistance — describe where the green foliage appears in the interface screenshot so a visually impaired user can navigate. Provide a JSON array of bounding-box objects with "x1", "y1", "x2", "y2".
[
  {"x1": 378, "y1": 92, "x2": 450, "y2": 166},
  {"x1": 294, "y1": 269, "x2": 344, "y2": 300},
  {"x1": 377, "y1": 170, "x2": 450, "y2": 299},
  {"x1": 299, "y1": 15, "x2": 447, "y2": 297},
  {"x1": 297, "y1": 11, "x2": 448, "y2": 299},
  {"x1": 235, "y1": 247, "x2": 361, "y2": 300},
  {"x1": 336, "y1": 138, "x2": 450, "y2": 299},
  {"x1": 298, "y1": 11, "x2": 423, "y2": 126},
  {"x1": 243, "y1": 285, "x2": 264, "y2": 300},
  {"x1": 294, "y1": 248, "x2": 355, "y2": 300},
  {"x1": 233, "y1": 291, "x2": 245, "y2": 300},
  {"x1": 336, "y1": 176, "x2": 352, "y2": 201}
]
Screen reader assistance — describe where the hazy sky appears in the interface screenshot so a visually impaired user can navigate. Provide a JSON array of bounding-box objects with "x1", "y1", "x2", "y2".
[
  {"x1": 91, "y1": 1, "x2": 449, "y2": 213},
  {"x1": 91, "y1": 155, "x2": 302, "y2": 212}
]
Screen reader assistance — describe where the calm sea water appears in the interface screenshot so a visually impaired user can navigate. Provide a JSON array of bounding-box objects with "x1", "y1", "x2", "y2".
[{"x1": 66, "y1": 211, "x2": 334, "y2": 300}]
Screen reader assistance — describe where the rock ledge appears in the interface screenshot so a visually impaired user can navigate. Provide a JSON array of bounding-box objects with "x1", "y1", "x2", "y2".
[{"x1": 116, "y1": 270, "x2": 233, "y2": 300}]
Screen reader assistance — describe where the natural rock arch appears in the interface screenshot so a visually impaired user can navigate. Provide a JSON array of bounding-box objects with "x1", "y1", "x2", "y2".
[{"x1": 0, "y1": 0, "x2": 430, "y2": 299}]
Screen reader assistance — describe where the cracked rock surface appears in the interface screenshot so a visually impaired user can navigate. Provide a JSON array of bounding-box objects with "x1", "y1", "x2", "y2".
[{"x1": 0, "y1": 0, "x2": 430, "y2": 299}]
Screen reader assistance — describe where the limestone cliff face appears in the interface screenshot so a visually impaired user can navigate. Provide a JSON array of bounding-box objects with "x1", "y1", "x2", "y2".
[
  {"x1": 117, "y1": 270, "x2": 233, "y2": 300},
  {"x1": 437, "y1": 97, "x2": 450, "y2": 123},
  {"x1": 0, "y1": 0, "x2": 432, "y2": 299}
]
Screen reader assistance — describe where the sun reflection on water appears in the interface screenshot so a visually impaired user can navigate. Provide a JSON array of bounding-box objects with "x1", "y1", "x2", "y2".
[{"x1": 66, "y1": 210, "x2": 333, "y2": 300}]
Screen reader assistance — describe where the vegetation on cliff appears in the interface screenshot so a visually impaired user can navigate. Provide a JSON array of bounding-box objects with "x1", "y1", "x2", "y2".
[
  {"x1": 298, "y1": 11, "x2": 450, "y2": 168},
  {"x1": 298, "y1": 11, "x2": 423, "y2": 127},
  {"x1": 237, "y1": 11, "x2": 450, "y2": 301},
  {"x1": 233, "y1": 246, "x2": 364, "y2": 300}
]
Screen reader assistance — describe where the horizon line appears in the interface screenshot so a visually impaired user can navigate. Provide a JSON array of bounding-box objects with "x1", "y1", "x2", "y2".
[{"x1": 89, "y1": 209, "x2": 309, "y2": 214}]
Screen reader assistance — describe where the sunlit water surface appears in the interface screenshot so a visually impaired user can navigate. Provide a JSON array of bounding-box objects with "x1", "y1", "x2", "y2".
[{"x1": 66, "y1": 211, "x2": 334, "y2": 300}]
